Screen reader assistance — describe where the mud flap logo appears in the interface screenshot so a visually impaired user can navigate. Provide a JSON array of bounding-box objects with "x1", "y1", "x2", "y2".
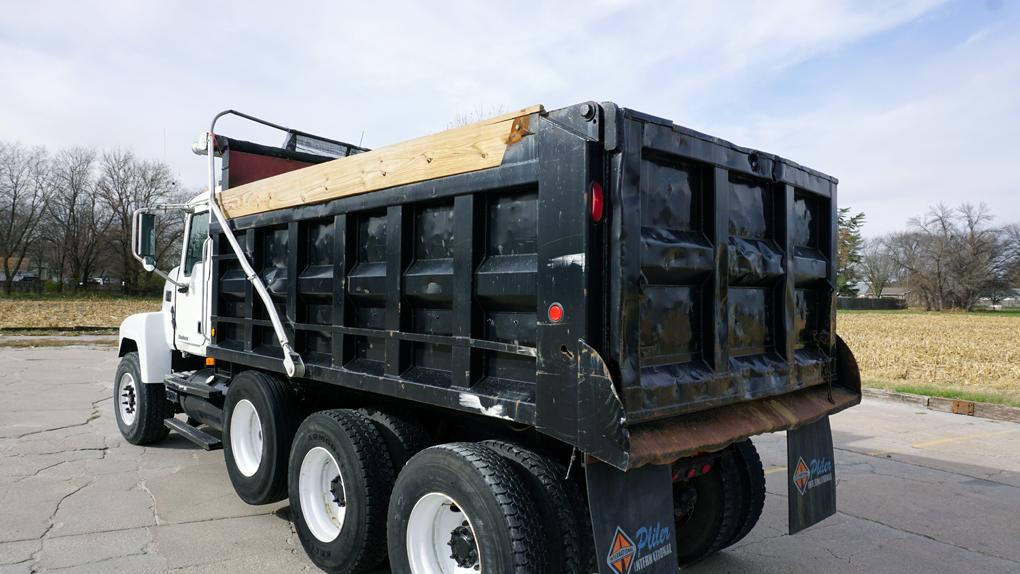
[
  {"x1": 606, "y1": 527, "x2": 636, "y2": 574},
  {"x1": 793, "y1": 457, "x2": 811, "y2": 495},
  {"x1": 792, "y1": 456, "x2": 833, "y2": 495},
  {"x1": 606, "y1": 523, "x2": 673, "y2": 574}
]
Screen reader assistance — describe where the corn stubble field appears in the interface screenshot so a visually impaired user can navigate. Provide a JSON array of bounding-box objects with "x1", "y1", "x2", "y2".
[
  {"x1": 839, "y1": 311, "x2": 1020, "y2": 404},
  {"x1": 0, "y1": 297, "x2": 160, "y2": 329}
]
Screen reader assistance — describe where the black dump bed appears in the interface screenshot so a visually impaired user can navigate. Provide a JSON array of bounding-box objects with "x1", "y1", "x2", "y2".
[{"x1": 208, "y1": 102, "x2": 860, "y2": 469}]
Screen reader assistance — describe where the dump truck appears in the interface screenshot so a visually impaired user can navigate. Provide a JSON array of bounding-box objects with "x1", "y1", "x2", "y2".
[{"x1": 116, "y1": 102, "x2": 861, "y2": 574}]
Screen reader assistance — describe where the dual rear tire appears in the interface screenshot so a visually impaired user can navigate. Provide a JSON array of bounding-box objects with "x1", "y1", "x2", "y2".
[
  {"x1": 286, "y1": 411, "x2": 583, "y2": 573},
  {"x1": 672, "y1": 439, "x2": 767, "y2": 566},
  {"x1": 289, "y1": 410, "x2": 395, "y2": 574},
  {"x1": 213, "y1": 370, "x2": 768, "y2": 572}
]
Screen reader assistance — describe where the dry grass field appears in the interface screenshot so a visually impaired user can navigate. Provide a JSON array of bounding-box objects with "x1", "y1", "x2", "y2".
[
  {"x1": 0, "y1": 297, "x2": 160, "y2": 329},
  {"x1": 839, "y1": 310, "x2": 1020, "y2": 406}
]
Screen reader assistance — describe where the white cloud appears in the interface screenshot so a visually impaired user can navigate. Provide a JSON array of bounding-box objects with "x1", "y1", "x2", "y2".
[
  {"x1": 5, "y1": 0, "x2": 1013, "y2": 238},
  {"x1": 718, "y1": 16, "x2": 1020, "y2": 235}
]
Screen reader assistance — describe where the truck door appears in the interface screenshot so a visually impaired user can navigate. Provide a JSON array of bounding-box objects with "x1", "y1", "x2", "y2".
[{"x1": 174, "y1": 210, "x2": 210, "y2": 355}]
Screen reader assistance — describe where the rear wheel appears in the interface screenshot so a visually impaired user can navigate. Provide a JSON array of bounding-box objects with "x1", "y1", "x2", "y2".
[
  {"x1": 672, "y1": 448, "x2": 744, "y2": 566},
  {"x1": 727, "y1": 439, "x2": 766, "y2": 546},
  {"x1": 358, "y1": 407, "x2": 431, "y2": 471},
  {"x1": 223, "y1": 370, "x2": 298, "y2": 505},
  {"x1": 481, "y1": 440, "x2": 585, "y2": 573},
  {"x1": 387, "y1": 443, "x2": 546, "y2": 574},
  {"x1": 113, "y1": 352, "x2": 170, "y2": 445},
  {"x1": 288, "y1": 409, "x2": 394, "y2": 574}
]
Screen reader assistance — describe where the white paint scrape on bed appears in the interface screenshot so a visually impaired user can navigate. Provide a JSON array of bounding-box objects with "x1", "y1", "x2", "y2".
[
  {"x1": 459, "y1": 393, "x2": 512, "y2": 420},
  {"x1": 549, "y1": 253, "x2": 586, "y2": 271}
]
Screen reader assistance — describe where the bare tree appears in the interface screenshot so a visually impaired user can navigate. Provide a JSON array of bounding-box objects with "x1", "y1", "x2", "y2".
[
  {"x1": 859, "y1": 237, "x2": 897, "y2": 298},
  {"x1": 945, "y1": 204, "x2": 1003, "y2": 310},
  {"x1": 1001, "y1": 223, "x2": 1020, "y2": 288},
  {"x1": 95, "y1": 149, "x2": 184, "y2": 293},
  {"x1": 47, "y1": 148, "x2": 113, "y2": 291},
  {"x1": 0, "y1": 142, "x2": 50, "y2": 295},
  {"x1": 888, "y1": 203, "x2": 1008, "y2": 310},
  {"x1": 447, "y1": 105, "x2": 507, "y2": 129}
]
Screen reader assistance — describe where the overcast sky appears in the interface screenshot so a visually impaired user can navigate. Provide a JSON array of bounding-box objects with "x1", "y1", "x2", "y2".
[{"x1": 1, "y1": 0, "x2": 1017, "y2": 236}]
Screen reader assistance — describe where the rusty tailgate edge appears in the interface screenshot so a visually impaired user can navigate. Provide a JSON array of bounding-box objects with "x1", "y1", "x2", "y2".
[{"x1": 628, "y1": 385, "x2": 860, "y2": 468}]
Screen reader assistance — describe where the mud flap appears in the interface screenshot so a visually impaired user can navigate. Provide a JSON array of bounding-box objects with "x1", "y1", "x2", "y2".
[
  {"x1": 586, "y1": 460, "x2": 676, "y2": 574},
  {"x1": 787, "y1": 415, "x2": 837, "y2": 534}
]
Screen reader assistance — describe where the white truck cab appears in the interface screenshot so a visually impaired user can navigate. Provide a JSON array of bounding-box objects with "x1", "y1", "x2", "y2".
[{"x1": 117, "y1": 193, "x2": 210, "y2": 385}]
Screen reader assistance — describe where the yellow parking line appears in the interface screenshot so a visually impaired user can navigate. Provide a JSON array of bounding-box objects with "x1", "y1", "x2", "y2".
[
  {"x1": 764, "y1": 466, "x2": 787, "y2": 475},
  {"x1": 912, "y1": 429, "x2": 1018, "y2": 449}
]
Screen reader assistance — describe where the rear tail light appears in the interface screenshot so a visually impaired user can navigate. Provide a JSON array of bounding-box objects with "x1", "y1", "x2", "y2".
[
  {"x1": 590, "y1": 181, "x2": 604, "y2": 223},
  {"x1": 548, "y1": 303, "x2": 564, "y2": 323}
]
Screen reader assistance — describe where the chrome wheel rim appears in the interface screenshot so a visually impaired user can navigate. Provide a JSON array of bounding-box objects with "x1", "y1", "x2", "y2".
[
  {"x1": 230, "y1": 399, "x2": 263, "y2": 477},
  {"x1": 299, "y1": 446, "x2": 346, "y2": 542}
]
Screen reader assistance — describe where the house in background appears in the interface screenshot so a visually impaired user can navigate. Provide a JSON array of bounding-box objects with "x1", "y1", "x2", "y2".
[
  {"x1": 853, "y1": 283, "x2": 911, "y2": 300},
  {"x1": 0, "y1": 258, "x2": 59, "y2": 290}
]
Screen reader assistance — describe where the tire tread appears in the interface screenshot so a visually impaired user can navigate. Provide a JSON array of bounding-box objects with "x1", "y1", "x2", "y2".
[
  {"x1": 727, "y1": 439, "x2": 766, "y2": 547},
  {"x1": 307, "y1": 409, "x2": 395, "y2": 574},
  {"x1": 481, "y1": 440, "x2": 584, "y2": 573},
  {"x1": 115, "y1": 352, "x2": 170, "y2": 445},
  {"x1": 419, "y1": 442, "x2": 546, "y2": 572}
]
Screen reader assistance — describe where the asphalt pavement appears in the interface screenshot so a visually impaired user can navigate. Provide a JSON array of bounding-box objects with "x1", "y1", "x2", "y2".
[{"x1": 1, "y1": 343, "x2": 1018, "y2": 573}]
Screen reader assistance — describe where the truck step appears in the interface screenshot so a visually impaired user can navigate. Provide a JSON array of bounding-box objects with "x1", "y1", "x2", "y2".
[
  {"x1": 164, "y1": 371, "x2": 223, "y2": 399},
  {"x1": 164, "y1": 417, "x2": 223, "y2": 450}
]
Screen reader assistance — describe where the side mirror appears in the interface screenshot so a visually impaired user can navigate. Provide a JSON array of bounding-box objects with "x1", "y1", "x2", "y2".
[{"x1": 138, "y1": 213, "x2": 157, "y2": 259}]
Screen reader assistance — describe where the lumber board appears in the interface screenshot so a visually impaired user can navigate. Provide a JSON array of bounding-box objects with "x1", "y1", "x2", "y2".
[{"x1": 218, "y1": 105, "x2": 544, "y2": 218}]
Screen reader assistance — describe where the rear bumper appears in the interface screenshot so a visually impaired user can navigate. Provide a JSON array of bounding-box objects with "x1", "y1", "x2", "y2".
[
  {"x1": 628, "y1": 383, "x2": 859, "y2": 467},
  {"x1": 578, "y1": 335, "x2": 862, "y2": 471}
]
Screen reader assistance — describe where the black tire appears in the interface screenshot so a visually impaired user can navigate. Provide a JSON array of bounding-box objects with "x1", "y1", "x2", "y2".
[
  {"x1": 113, "y1": 352, "x2": 170, "y2": 445},
  {"x1": 565, "y1": 472, "x2": 598, "y2": 574},
  {"x1": 727, "y1": 439, "x2": 766, "y2": 547},
  {"x1": 387, "y1": 443, "x2": 546, "y2": 574},
  {"x1": 673, "y1": 449, "x2": 745, "y2": 566},
  {"x1": 481, "y1": 440, "x2": 585, "y2": 574},
  {"x1": 288, "y1": 409, "x2": 395, "y2": 574},
  {"x1": 223, "y1": 370, "x2": 299, "y2": 505},
  {"x1": 358, "y1": 407, "x2": 431, "y2": 471}
]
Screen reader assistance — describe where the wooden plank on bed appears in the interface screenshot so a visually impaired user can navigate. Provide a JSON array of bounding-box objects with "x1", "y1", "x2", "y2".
[{"x1": 218, "y1": 105, "x2": 544, "y2": 218}]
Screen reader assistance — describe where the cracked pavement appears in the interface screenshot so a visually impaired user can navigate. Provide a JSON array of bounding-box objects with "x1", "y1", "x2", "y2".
[{"x1": 2, "y1": 344, "x2": 1019, "y2": 573}]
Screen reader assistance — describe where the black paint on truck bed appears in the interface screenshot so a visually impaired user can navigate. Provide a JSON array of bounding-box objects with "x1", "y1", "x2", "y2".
[{"x1": 208, "y1": 102, "x2": 855, "y2": 469}]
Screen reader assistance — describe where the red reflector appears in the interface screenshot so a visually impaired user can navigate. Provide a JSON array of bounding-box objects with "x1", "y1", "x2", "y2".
[
  {"x1": 590, "y1": 181, "x2": 604, "y2": 222},
  {"x1": 687, "y1": 468, "x2": 697, "y2": 479},
  {"x1": 701, "y1": 463, "x2": 712, "y2": 475},
  {"x1": 548, "y1": 303, "x2": 564, "y2": 323}
]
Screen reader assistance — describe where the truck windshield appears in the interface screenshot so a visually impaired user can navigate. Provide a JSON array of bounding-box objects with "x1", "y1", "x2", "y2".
[{"x1": 183, "y1": 213, "x2": 209, "y2": 277}]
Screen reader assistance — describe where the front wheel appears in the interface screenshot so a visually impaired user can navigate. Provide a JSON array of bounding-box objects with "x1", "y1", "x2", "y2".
[
  {"x1": 113, "y1": 352, "x2": 170, "y2": 445},
  {"x1": 387, "y1": 443, "x2": 547, "y2": 574}
]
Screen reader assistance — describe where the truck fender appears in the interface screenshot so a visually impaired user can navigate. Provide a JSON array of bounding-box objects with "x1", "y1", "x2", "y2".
[{"x1": 118, "y1": 312, "x2": 173, "y2": 384}]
